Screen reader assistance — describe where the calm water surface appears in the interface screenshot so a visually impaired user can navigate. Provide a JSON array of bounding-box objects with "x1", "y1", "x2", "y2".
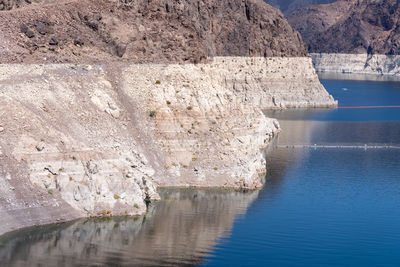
[{"x1": 1, "y1": 77, "x2": 400, "y2": 266}]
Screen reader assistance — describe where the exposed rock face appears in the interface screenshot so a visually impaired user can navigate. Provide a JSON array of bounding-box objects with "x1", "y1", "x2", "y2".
[
  {"x1": 0, "y1": 57, "x2": 335, "y2": 235},
  {"x1": 287, "y1": 0, "x2": 353, "y2": 43},
  {"x1": 264, "y1": 0, "x2": 336, "y2": 15},
  {"x1": 219, "y1": 57, "x2": 336, "y2": 108},
  {"x1": 0, "y1": 0, "x2": 306, "y2": 64},
  {"x1": 311, "y1": 53, "x2": 400, "y2": 76},
  {"x1": 288, "y1": 0, "x2": 400, "y2": 55},
  {"x1": 0, "y1": 64, "x2": 161, "y2": 229},
  {"x1": 0, "y1": 0, "x2": 336, "y2": 236}
]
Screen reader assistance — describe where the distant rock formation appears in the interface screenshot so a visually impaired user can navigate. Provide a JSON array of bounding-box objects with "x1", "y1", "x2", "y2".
[
  {"x1": 311, "y1": 53, "x2": 400, "y2": 76},
  {"x1": 264, "y1": 0, "x2": 336, "y2": 15},
  {"x1": 287, "y1": 0, "x2": 400, "y2": 55}
]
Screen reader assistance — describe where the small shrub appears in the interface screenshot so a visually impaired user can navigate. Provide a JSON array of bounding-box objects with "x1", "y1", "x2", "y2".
[
  {"x1": 144, "y1": 198, "x2": 151, "y2": 205},
  {"x1": 192, "y1": 157, "x2": 198, "y2": 162},
  {"x1": 155, "y1": 80, "x2": 161, "y2": 85},
  {"x1": 213, "y1": 167, "x2": 218, "y2": 171},
  {"x1": 149, "y1": 110, "x2": 156, "y2": 118},
  {"x1": 134, "y1": 203, "x2": 139, "y2": 209},
  {"x1": 114, "y1": 194, "x2": 120, "y2": 200},
  {"x1": 69, "y1": 176, "x2": 73, "y2": 181},
  {"x1": 166, "y1": 101, "x2": 171, "y2": 105},
  {"x1": 48, "y1": 189, "x2": 54, "y2": 195},
  {"x1": 187, "y1": 106, "x2": 193, "y2": 111},
  {"x1": 172, "y1": 162, "x2": 178, "y2": 167},
  {"x1": 188, "y1": 130, "x2": 192, "y2": 134}
]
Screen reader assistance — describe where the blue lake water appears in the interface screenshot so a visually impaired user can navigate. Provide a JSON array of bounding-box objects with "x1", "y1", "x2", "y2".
[{"x1": 1, "y1": 77, "x2": 400, "y2": 266}]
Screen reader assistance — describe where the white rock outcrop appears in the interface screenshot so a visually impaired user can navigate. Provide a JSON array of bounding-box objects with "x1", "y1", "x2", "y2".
[
  {"x1": 311, "y1": 53, "x2": 400, "y2": 76},
  {"x1": 215, "y1": 57, "x2": 337, "y2": 108},
  {"x1": 0, "y1": 56, "x2": 335, "y2": 235}
]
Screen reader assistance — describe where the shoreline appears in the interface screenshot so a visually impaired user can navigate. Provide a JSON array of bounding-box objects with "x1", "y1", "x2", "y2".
[{"x1": 311, "y1": 53, "x2": 400, "y2": 77}]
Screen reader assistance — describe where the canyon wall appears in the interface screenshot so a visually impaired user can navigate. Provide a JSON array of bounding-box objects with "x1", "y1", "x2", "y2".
[
  {"x1": 311, "y1": 53, "x2": 400, "y2": 76},
  {"x1": 288, "y1": 0, "x2": 400, "y2": 55},
  {"x1": 0, "y1": 56, "x2": 335, "y2": 235},
  {"x1": 0, "y1": 0, "x2": 337, "y2": 236}
]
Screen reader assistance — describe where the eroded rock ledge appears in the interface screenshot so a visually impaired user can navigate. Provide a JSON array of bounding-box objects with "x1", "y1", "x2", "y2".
[{"x1": 0, "y1": 56, "x2": 336, "y2": 235}]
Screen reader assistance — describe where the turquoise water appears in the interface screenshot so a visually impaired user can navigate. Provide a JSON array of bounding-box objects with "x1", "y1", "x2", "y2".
[
  {"x1": 204, "y1": 79, "x2": 400, "y2": 266},
  {"x1": 1, "y1": 78, "x2": 400, "y2": 266}
]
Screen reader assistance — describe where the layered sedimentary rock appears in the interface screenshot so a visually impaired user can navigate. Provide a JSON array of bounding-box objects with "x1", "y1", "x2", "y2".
[
  {"x1": 311, "y1": 53, "x2": 400, "y2": 76},
  {"x1": 219, "y1": 57, "x2": 336, "y2": 108},
  {"x1": 0, "y1": 57, "x2": 335, "y2": 235}
]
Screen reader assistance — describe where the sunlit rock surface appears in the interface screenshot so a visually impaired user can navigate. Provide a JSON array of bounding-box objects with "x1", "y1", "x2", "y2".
[{"x1": 0, "y1": 57, "x2": 334, "y2": 235}]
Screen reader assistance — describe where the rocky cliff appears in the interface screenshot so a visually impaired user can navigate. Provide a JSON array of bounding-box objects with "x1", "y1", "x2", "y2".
[
  {"x1": 287, "y1": 0, "x2": 353, "y2": 44},
  {"x1": 288, "y1": 0, "x2": 400, "y2": 75},
  {"x1": 0, "y1": 57, "x2": 336, "y2": 235},
  {"x1": 0, "y1": 0, "x2": 336, "y2": 236},
  {"x1": 0, "y1": 0, "x2": 307, "y2": 64},
  {"x1": 288, "y1": 0, "x2": 400, "y2": 55}
]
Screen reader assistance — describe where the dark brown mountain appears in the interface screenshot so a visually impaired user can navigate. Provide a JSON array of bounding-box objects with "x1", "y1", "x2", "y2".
[
  {"x1": 0, "y1": 0, "x2": 307, "y2": 63},
  {"x1": 287, "y1": 0, "x2": 400, "y2": 54}
]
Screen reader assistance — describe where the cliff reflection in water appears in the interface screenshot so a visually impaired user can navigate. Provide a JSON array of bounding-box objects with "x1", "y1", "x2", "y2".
[{"x1": 0, "y1": 188, "x2": 258, "y2": 267}]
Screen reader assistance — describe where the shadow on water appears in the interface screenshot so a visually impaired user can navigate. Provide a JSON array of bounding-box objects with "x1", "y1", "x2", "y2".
[{"x1": 0, "y1": 189, "x2": 259, "y2": 267}]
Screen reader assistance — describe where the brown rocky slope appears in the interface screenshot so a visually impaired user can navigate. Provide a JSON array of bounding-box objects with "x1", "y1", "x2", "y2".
[
  {"x1": 288, "y1": 0, "x2": 400, "y2": 55},
  {"x1": 0, "y1": 0, "x2": 307, "y2": 64}
]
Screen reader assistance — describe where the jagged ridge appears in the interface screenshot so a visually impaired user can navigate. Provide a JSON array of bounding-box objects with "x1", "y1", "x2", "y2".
[{"x1": 288, "y1": 0, "x2": 400, "y2": 55}]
